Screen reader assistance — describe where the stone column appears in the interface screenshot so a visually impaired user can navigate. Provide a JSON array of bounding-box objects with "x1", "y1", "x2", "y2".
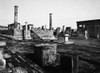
[
  {"x1": 62, "y1": 25, "x2": 65, "y2": 32},
  {"x1": 25, "y1": 22, "x2": 28, "y2": 39},
  {"x1": 49, "y1": 13, "x2": 52, "y2": 30},
  {"x1": 14, "y1": 6, "x2": 18, "y2": 28}
]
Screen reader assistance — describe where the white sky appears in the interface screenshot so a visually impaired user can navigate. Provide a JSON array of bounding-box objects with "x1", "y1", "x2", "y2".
[{"x1": 0, "y1": 0, "x2": 100, "y2": 29}]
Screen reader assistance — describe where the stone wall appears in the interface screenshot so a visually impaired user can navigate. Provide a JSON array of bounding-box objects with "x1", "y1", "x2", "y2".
[{"x1": 13, "y1": 28, "x2": 23, "y2": 40}]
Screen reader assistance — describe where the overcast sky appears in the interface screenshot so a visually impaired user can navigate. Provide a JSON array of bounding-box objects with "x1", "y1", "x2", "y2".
[{"x1": 0, "y1": 0, "x2": 100, "y2": 29}]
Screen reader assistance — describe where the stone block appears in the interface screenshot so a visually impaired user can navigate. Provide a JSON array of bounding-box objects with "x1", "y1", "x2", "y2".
[
  {"x1": 34, "y1": 44, "x2": 60, "y2": 66},
  {"x1": 13, "y1": 28, "x2": 22, "y2": 40}
]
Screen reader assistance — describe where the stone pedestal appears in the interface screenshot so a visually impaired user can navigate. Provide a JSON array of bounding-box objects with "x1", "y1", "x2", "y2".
[
  {"x1": 65, "y1": 36, "x2": 68, "y2": 41},
  {"x1": 64, "y1": 34, "x2": 74, "y2": 44},
  {"x1": 65, "y1": 34, "x2": 69, "y2": 41},
  {"x1": 35, "y1": 44, "x2": 60, "y2": 66}
]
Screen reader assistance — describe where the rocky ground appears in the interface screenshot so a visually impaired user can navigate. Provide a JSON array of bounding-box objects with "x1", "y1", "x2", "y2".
[{"x1": 0, "y1": 35, "x2": 100, "y2": 73}]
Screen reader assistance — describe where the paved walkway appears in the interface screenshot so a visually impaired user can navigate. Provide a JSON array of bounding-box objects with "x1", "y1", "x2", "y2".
[{"x1": 69, "y1": 38, "x2": 100, "y2": 48}]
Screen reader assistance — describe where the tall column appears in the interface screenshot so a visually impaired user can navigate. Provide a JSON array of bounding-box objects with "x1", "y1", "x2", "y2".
[
  {"x1": 25, "y1": 22, "x2": 28, "y2": 39},
  {"x1": 14, "y1": 6, "x2": 18, "y2": 28},
  {"x1": 62, "y1": 25, "x2": 65, "y2": 32},
  {"x1": 49, "y1": 13, "x2": 52, "y2": 30}
]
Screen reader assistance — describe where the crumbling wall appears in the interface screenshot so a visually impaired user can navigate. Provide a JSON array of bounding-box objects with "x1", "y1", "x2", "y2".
[{"x1": 13, "y1": 28, "x2": 23, "y2": 40}]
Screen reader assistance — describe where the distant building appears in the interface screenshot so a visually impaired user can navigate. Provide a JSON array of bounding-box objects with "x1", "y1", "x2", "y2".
[{"x1": 77, "y1": 19, "x2": 100, "y2": 39}]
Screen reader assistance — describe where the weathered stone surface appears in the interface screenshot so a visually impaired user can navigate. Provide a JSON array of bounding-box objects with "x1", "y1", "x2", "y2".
[
  {"x1": 7, "y1": 42, "x2": 34, "y2": 53},
  {"x1": 79, "y1": 60, "x2": 95, "y2": 73},
  {"x1": 34, "y1": 44, "x2": 60, "y2": 66},
  {"x1": 0, "y1": 42, "x2": 6, "y2": 46},
  {"x1": 13, "y1": 28, "x2": 22, "y2": 40},
  {"x1": 33, "y1": 29, "x2": 56, "y2": 40},
  {"x1": 42, "y1": 44, "x2": 57, "y2": 66},
  {"x1": 13, "y1": 67, "x2": 28, "y2": 73},
  {"x1": 0, "y1": 59, "x2": 6, "y2": 70}
]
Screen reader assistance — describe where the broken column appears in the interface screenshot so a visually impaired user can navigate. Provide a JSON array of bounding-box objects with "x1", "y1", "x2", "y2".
[
  {"x1": 14, "y1": 6, "x2": 18, "y2": 28},
  {"x1": 49, "y1": 13, "x2": 52, "y2": 30},
  {"x1": 24, "y1": 22, "x2": 31, "y2": 40},
  {"x1": 62, "y1": 25, "x2": 65, "y2": 32},
  {"x1": 25, "y1": 22, "x2": 28, "y2": 33}
]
